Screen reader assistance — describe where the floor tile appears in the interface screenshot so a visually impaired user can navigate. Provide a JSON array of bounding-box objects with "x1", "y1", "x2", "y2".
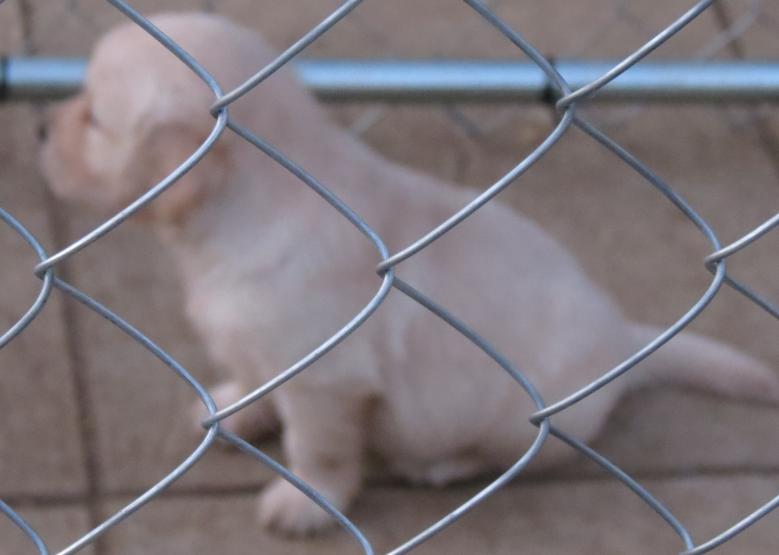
[
  {"x1": 0, "y1": 103, "x2": 87, "y2": 496},
  {"x1": 99, "y1": 474, "x2": 779, "y2": 554},
  {"x1": 0, "y1": 502, "x2": 94, "y2": 555}
]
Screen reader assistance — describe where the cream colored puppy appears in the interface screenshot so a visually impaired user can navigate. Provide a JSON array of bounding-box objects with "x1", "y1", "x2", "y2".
[{"x1": 41, "y1": 13, "x2": 778, "y2": 535}]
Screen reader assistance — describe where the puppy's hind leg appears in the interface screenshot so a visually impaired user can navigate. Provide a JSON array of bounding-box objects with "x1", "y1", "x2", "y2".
[
  {"x1": 419, "y1": 454, "x2": 487, "y2": 488},
  {"x1": 258, "y1": 386, "x2": 368, "y2": 535},
  {"x1": 191, "y1": 381, "x2": 279, "y2": 440}
]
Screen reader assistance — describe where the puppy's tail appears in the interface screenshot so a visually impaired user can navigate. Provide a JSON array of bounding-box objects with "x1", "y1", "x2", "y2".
[{"x1": 626, "y1": 323, "x2": 779, "y2": 405}]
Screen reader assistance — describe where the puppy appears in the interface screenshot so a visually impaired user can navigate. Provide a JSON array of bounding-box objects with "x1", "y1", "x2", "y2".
[{"x1": 41, "y1": 12, "x2": 779, "y2": 535}]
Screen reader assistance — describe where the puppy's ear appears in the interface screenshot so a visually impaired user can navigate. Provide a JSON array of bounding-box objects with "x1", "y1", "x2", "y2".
[{"x1": 122, "y1": 122, "x2": 229, "y2": 226}]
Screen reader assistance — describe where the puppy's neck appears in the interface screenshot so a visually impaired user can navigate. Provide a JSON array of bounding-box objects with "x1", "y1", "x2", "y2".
[
  {"x1": 152, "y1": 88, "x2": 394, "y2": 282},
  {"x1": 155, "y1": 161, "x2": 304, "y2": 258}
]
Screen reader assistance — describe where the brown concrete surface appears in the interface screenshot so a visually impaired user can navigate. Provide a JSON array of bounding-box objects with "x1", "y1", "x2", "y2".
[
  {"x1": 0, "y1": 0, "x2": 777, "y2": 553},
  {"x1": 0, "y1": 505, "x2": 94, "y2": 555},
  {"x1": 99, "y1": 475, "x2": 779, "y2": 555},
  {"x1": 0, "y1": 4, "x2": 87, "y2": 501}
]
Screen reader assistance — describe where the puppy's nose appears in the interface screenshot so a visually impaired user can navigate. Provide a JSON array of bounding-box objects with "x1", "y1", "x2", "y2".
[{"x1": 37, "y1": 123, "x2": 49, "y2": 142}]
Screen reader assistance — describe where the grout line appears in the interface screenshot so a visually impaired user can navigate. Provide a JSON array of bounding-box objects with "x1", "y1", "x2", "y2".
[
  {"x1": 16, "y1": 1, "x2": 107, "y2": 552},
  {"x1": 5, "y1": 463, "x2": 779, "y2": 510},
  {"x1": 15, "y1": 0, "x2": 35, "y2": 55},
  {"x1": 40, "y1": 185, "x2": 107, "y2": 554},
  {"x1": 370, "y1": 464, "x2": 779, "y2": 490},
  {"x1": 7, "y1": 463, "x2": 778, "y2": 507},
  {"x1": 0, "y1": 493, "x2": 88, "y2": 510}
]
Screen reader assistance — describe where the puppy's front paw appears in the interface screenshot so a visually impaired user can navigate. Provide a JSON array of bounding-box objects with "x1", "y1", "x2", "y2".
[{"x1": 258, "y1": 478, "x2": 336, "y2": 536}]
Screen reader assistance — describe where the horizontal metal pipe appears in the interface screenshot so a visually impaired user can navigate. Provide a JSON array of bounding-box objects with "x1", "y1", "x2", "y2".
[{"x1": 2, "y1": 57, "x2": 779, "y2": 103}]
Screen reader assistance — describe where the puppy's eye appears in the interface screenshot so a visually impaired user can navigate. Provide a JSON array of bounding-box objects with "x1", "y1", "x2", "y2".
[{"x1": 81, "y1": 106, "x2": 101, "y2": 128}]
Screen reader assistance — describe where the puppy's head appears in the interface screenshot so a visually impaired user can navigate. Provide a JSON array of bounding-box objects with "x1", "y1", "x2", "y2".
[{"x1": 41, "y1": 13, "x2": 273, "y2": 225}]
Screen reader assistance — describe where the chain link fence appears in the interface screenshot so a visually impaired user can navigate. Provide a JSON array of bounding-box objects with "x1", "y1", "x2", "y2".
[{"x1": 1, "y1": 0, "x2": 778, "y2": 553}]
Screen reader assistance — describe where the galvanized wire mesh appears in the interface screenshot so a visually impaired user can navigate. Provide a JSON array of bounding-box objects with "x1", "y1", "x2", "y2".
[{"x1": 1, "y1": 0, "x2": 778, "y2": 553}]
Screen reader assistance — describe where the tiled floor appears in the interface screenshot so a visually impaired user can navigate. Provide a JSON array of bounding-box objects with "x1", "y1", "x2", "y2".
[{"x1": 1, "y1": 1, "x2": 777, "y2": 553}]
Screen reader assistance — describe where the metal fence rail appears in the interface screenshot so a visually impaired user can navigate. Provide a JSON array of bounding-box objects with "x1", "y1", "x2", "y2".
[
  {"x1": 1, "y1": 0, "x2": 778, "y2": 554},
  {"x1": 3, "y1": 57, "x2": 779, "y2": 103}
]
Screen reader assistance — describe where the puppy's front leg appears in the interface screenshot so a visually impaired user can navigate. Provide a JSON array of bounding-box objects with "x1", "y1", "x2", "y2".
[
  {"x1": 258, "y1": 386, "x2": 368, "y2": 535},
  {"x1": 191, "y1": 381, "x2": 279, "y2": 440}
]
